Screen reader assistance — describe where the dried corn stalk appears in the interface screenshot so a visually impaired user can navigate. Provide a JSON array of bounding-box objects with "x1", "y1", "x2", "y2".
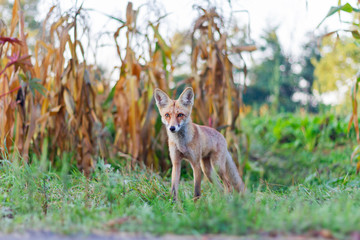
[
  {"x1": 110, "y1": 2, "x2": 172, "y2": 169},
  {"x1": 0, "y1": 1, "x2": 106, "y2": 175},
  {"x1": 190, "y1": 7, "x2": 255, "y2": 130},
  {"x1": 1, "y1": 1, "x2": 254, "y2": 174},
  {"x1": 188, "y1": 7, "x2": 255, "y2": 170}
]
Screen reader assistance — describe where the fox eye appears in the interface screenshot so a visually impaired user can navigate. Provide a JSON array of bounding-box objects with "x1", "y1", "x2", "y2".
[
  {"x1": 165, "y1": 113, "x2": 170, "y2": 118},
  {"x1": 177, "y1": 113, "x2": 184, "y2": 118}
]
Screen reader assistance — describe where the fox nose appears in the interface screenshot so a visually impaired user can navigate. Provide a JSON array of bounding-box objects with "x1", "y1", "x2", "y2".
[{"x1": 169, "y1": 126, "x2": 176, "y2": 132}]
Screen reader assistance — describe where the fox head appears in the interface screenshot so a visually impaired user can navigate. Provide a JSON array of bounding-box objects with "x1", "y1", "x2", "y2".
[{"x1": 154, "y1": 87, "x2": 194, "y2": 133}]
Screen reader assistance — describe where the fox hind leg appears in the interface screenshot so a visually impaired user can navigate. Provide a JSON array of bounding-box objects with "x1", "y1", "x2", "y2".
[
  {"x1": 200, "y1": 157, "x2": 213, "y2": 183},
  {"x1": 201, "y1": 156, "x2": 223, "y2": 190},
  {"x1": 217, "y1": 167, "x2": 232, "y2": 193},
  {"x1": 211, "y1": 152, "x2": 232, "y2": 193}
]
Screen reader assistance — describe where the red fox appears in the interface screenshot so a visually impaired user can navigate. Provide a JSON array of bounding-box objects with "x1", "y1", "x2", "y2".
[{"x1": 154, "y1": 87, "x2": 245, "y2": 201}]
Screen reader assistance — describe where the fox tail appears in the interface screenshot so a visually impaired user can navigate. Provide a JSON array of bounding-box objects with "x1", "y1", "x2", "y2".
[{"x1": 226, "y1": 152, "x2": 245, "y2": 193}]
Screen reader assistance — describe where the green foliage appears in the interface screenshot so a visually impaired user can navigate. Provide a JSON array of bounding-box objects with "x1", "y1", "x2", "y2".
[
  {"x1": 298, "y1": 34, "x2": 321, "y2": 111},
  {"x1": 318, "y1": 3, "x2": 360, "y2": 28},
  {"x1": 18, "y1": 72, "x2": 47, "y2": 97},
  {"x1": 0, "y1": 112, "x2": 358, "y2": 238},
  {"x1": 245, "y1": 113, "x2": 352, "y2": 152},
  {"x1": 29, "y1": 78, "x2": 46, "y2": 97},
  {"x1": 0, "y1": 155, "x2": 358, "y2": 238},
  {"x1": 313, "y1": 36, "x2": 360, "y2": 93},
  {"x1": 318, "y1": 2, "x2": 360, "y2": 173},
  {"x1": 246, "y1": 27, "x2": 299, "y2": 112},
  {"x1": 243, "y1": 112, "x2": 356, "y2": 187}
]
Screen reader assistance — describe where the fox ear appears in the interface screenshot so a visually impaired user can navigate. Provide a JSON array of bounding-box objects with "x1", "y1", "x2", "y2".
[
  {"x1": 179, "y1": 87, "x2": 194, "y2": 107},
  {"x1": 154, "y1": 88, "x2": 170, "y2": 108}
]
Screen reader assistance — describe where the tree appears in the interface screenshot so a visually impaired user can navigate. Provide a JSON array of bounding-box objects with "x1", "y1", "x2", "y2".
[
  {"x1": 312, "y1": 36, "x2": 360, "y2": 93},
  {"x1": 245, "y1": 27, "x2": 299, "y2": 112},
  {"x1": 296, "y1": 33, "x2": 321, "y2": 112}
]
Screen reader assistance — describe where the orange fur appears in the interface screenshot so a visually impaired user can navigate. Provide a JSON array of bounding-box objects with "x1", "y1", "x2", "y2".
[{"x1": 154, "y1": 87, "x2": 245, "y2": 201}]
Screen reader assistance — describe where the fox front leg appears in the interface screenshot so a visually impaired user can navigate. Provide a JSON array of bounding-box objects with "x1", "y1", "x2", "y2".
[
  {"x1": 169, "y1": 147, "x2": 182, "y2": 202},
  {"x1": 191, "y1": 162, "x2": 202, "y2": 201}
]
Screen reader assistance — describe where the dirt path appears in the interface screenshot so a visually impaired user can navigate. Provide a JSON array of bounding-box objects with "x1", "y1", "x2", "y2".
[{"x1": 0, "y1": 231, "x2": 330, "y2": 240}]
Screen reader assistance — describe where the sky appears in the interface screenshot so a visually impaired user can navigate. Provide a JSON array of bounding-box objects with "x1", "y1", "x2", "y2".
[{"x1": 37, "y1": 0, "x2": 358, "y2": 80}]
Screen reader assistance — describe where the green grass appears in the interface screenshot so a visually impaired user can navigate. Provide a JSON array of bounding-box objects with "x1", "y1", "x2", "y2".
[{"x1": 0, "y1": 113, "x2": 360, "y2": 239}]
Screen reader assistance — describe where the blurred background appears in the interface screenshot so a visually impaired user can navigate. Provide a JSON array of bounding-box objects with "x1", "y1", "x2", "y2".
[
  {"x1": 3, "y1": 1, "x2": 360, "y2": 236},
  {"x1": 0, "y1": 0, "x2": 360, "y2": 181}
]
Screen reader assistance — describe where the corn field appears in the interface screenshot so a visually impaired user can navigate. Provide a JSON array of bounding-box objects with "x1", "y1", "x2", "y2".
[{"x1": 0, "y1": 1, "x2": 255, "y2": 174}]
